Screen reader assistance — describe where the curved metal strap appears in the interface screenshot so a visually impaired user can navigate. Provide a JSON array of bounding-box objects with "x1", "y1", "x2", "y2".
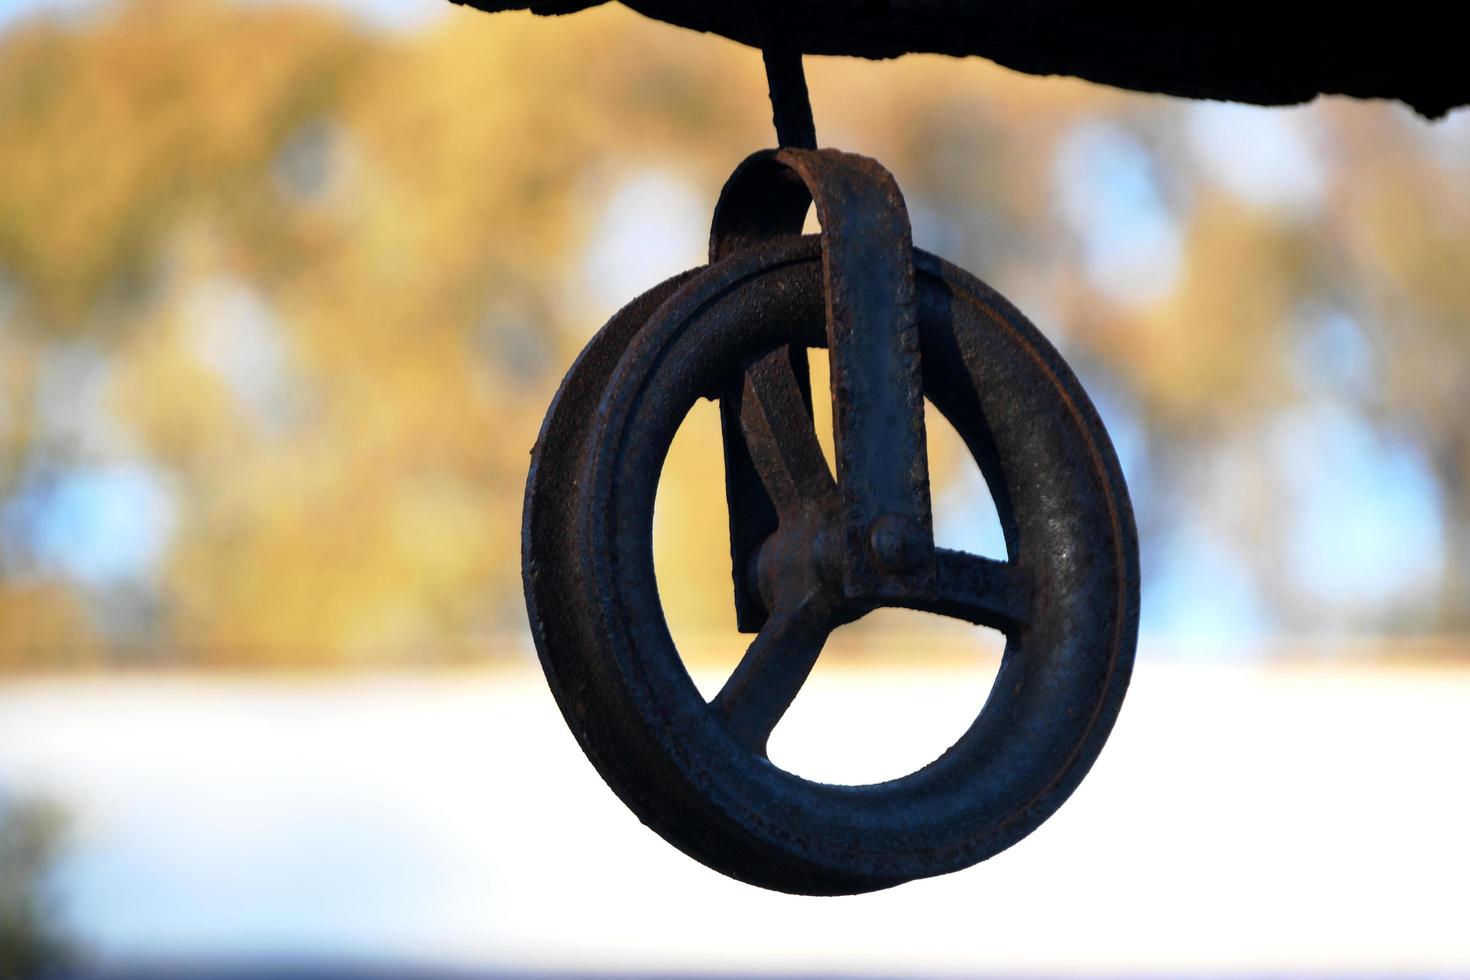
[{"x1": 711, "y1": 149, "x2": 936, "y2": 609}]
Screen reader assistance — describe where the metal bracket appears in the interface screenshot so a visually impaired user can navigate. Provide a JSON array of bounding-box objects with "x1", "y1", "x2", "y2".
[{"x1": 711, "y1": 148, "x2": 937, "y2": 630}]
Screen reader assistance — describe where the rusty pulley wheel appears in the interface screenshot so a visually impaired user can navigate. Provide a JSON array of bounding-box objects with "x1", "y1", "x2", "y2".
[
  {"x1": 525, "y1": 236, "x2": 1139, "y2": 893},
  {"x1": 524, "y1": 149, "x2": 1138, "y2": 894}
]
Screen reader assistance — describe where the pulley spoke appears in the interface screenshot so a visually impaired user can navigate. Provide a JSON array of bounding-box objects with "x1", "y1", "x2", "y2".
[
  {"x1": 710, "y1": 596, "x2": 831, "y2": 755},
  {"x1": 738, "y1": 347, "x2": 837, "y2": 517},
  {"x1": 891, "y1": 548, "x2": 1031, "y2": 632}
]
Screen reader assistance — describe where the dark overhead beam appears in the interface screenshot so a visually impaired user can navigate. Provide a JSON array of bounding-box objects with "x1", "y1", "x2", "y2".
[{"x1": 452, "y1": 0, "x2": 1467, "y2": 119}]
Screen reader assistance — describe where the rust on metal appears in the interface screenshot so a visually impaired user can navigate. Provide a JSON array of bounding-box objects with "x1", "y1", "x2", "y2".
[
  {"x1": 523, "y1": 144, "x2": 1140, "y2": 893},
  {"x1": 713, "y1": 147, "x2": 936, "y2": 611},
  {"x1": 518, "y1": 31, "x2": 1139, "y2": 894}
]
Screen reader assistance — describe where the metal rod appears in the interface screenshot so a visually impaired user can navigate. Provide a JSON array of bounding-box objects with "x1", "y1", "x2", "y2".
[{"x1": 762, "y1": 44, "x2": 817, "y2": 150}]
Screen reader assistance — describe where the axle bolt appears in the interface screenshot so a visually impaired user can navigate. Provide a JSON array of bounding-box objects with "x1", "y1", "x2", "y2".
[{"x1": 869, "y1": 513, "x2": 924, "y2": 573}]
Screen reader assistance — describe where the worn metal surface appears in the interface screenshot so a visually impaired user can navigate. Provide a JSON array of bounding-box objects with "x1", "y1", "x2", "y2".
[
  {"x1": 714, "y1": 149, "x2": 935, "y2": 614},
  {"x1": 452, "y1": 0, "x2": 1467, "y2": 118},
  {"x1": 523, "y1": 144, "x2": 1140, "y2": 892},
  {"x1": 761, "y1": 43, "x2": 817, "y2": 151}
]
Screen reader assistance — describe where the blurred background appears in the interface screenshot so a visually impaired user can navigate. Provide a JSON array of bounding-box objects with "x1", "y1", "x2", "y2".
[{"x1": 1, "y1": 0, "x2": 1468, "y2": 976}]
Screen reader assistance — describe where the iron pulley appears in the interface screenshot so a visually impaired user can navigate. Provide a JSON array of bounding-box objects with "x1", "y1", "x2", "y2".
[{"x1": 522, "y1": 63, "x2": 1140, "y2": 890}]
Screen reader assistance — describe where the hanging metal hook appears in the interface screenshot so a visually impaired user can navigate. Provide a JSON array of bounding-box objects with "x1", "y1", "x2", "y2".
[{"x1": 762, "y1": 42, "x2": 817, "y2": 150}]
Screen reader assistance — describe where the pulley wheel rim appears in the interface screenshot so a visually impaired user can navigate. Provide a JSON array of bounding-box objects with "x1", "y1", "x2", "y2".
[{"x1": 526, "y1": 235, "x2": 1138, "y2": 894}]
